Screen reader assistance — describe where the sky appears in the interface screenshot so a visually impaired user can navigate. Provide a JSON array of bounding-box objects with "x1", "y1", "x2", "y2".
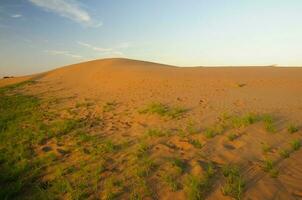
[{"x1": 0, "y1": 0, "x2": 302, "y2": 76}]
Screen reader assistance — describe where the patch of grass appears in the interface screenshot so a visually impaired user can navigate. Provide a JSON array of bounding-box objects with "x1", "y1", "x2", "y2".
[
  {"x1": 162, "y1": 166, "x2": 182, "y2": 191},
  {"x1": 135, "y1": 157, "x2": 155, "y2": 178},
  {"x1": 231, "y1": 113, "x2": 259, "y2": 129},
  {"x1": 204, "y1": 124, "x2": 225, "y2": 138},
  {"x1": 279, "y1": 149, "x2": 290, "y2": 158},
  {"x1": 0, "y1": 82, "x2": 51, "y2": 199},
  {"x1": 75, "y1": 130, "x2": 94, "y2": 143},
  {"x1": 262, "y1": 114, "x2": 276, "y2": 133},
  {"x1": 189, "y1": 139, "x2": 203, "y2": 149},
  {"x1": 262, "y1": 143, "x2": 272, "y2": 153},
  {"x1": 103, "y1": 101, "x2": 117, "y2": 112},
  {"x1": 262, "y1": 159, "x2": 279, "y2": 178},
  {"x1": 145, "y1": 128, "x2": 170, "y2": 137},
  {"x1": 291, "y1": 139, "x2": 301, "y2": 151},
  {"x1": 184, "y1": 164, "x2": 216, "y2": 200},
  {"x1": 186, "y1": 121, "x2": 199, "y2": 135},
  {"x1": 227, "y1": 133, "x2": 238, "y2": 141},
  {"x1": 221, "y1": 165, "x2": 245, "y2": 200},
  {"x1": 170, "y1": 158, "x2": 187, "y2": 173},
  {"x1": 204, "y1": 128, "x2": 216, "y2": 138},
  {"x1": 100, "y1": 140, "x2": 118, "y2": 153},
  {"x1": 102, "y1": 177, "x2": 122, "y2": 200},
  {"x1": 184, "y1": 175, "x2": 204, "y2": 200},
  {"x1": 287, "y1": 124, "x2": 298, "y2": 134},
  {"x1": 139, "y1": 102, "x2": 187, "y2": 119}
]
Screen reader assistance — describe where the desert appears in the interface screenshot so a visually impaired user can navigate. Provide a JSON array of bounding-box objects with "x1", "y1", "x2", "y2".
[{"x1": 1, "y1": 58, "x2": 302, "y2": 199}]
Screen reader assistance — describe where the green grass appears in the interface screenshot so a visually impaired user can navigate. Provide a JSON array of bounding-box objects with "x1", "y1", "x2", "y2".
[
  {"x1": 262, "y1": 159, "x2": 279, "y2": 178},
  {"x1": 183, "y1": 163, "x2": 216, "y2": 200},
  {"x1": 228, "y1": 133, "x2": 238, "y2": 141},
  {"x1": 262, "y1": 143, "x2": 272, "y2": 153},
  {"x1": 291, "y1": 139, "x2": 301, "y2": 151},
  {"x1": 230, "y1": 113, "x2": 259, "y2": 129},
  {"x1": 287, "y1": 124, "x2": 299, "y2": 134},
  {"x1": 262, "y1": 114, "x2": 276, "y2": 133},
  {"x1": 170, "y1": 157, "x2": 187, "y2": 173},
  {"x1": 0, "y1": 83, "x2": 49, "y2": 199},
  {"x1": 189, "y1": 139, "x2": 203, "y2": 149},
  {"x1": 102, "y1": 177, "x2": 122, "y2": 200},
  {"x1": 0, "y1": 82, "x2": 116, "y2": 199},
  {"x1": 186, "y1": 121, "x2": 199, "y2": 135},
  {"x1": 221, "y1": 165, "x2": 245, "y2": 200},
  {"x1": 145, "y1": 128, "x2": 170, "y2": 137},
  {"x1": 279, "y1": 149, "x2": 290, "y2": 158},
  {"x1": 139, "y1": 102, "x2": 187, "y2": 119},
  {"x1": 162, "y1": 160, "x2": 184, "y2": 191},
  {"x1": 204, "y1": 128, "x2": 216, "y2": 138}
]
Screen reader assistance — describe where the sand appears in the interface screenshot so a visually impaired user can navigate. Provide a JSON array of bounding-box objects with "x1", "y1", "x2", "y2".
[{"x1": 1, "y1": 58, "x2": 302, "y2": 199}]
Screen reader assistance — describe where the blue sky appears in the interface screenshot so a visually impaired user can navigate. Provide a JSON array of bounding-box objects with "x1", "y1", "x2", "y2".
[{"x1": 0, "y1": 0, "x2": 302, "y2": 76}]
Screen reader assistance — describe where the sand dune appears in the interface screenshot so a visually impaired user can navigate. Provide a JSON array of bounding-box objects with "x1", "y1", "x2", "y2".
[{"x1": 1, "y1": 58, "x2": 302, "y2": 199}]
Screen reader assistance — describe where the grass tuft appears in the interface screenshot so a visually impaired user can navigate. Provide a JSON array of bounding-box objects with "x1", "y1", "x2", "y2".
[
  {"x1": 139, "y1": 102, "x2": 187, "y2": 119},
  {"x1": 287, "y1": 124, "x2": 298, "y2": 134},
  {"x1": 291, "y1": 139, "x2": 301, "y2": 151},
  {"x1": 221, "y1": 165, "x2": 245, "y2": 200}
]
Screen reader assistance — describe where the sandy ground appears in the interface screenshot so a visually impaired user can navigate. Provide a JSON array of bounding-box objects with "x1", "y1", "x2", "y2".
[
  {"x1": 0, "y1": 75, "x2": 34, "y2": 87},
  {"x1": 2, "y1": 58, "x2": 302, "y2": 199}
]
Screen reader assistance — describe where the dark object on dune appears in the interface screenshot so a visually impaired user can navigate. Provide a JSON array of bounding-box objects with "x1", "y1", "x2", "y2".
[{"x1": 3, "y1": 76, "x2": 14, "y2": 79}]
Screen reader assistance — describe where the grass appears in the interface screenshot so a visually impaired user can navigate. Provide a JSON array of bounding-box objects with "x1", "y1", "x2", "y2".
[
  {"x1": 221, "y1": 165, "x2": 245, "y2": 200},
  {"x1": 204, "y1": 124, "x2": 225, "y2": 138},
  {"x1": 228, "y1": 133, "x2": 238, "y2": 141},
  {"x1": 103, "y1": 101, "x2": 117, "y2": 112},
  {"x1": 204, "y1": 128, "x2": 216, "y2": 138},
  {"x1": 162, "y1": 158, "x2": 185, "y2": 191},
  {"x1": 189, "y1": 139, "x2": 203, "y2": 149},
  {"x1": 170, "y1": 157, "x2": 187, "y2": 173},
  {"x1": 262, "y1": 114, "x2": 276, "y2": 133},
  {"x1": 139, "y1": 102, "x2": 187, "y2": 119},
  {"x1": 262, "y1": 159, "x2": 279, "y2": 178},
  {"x1": 0, "y1": 83, "x2": 49, "y2": 199},
  {"x1": 0, "y1": 81, "x2": 124, "y2": 199},
  {"x1": 145, "y1": 128, "x2": 170, "y2": 137},
  {"x1": 102, "y1": 177, "x2": 122, "y2": 200},
  {"x1": 262, "y1": 143, "x2": 272, "y2": 153},
  {"x1": 287, "y1": 124, "x2": 299, "y2": 134},
  {"x1": 183, "y1": 163, "x2": 216, "y2": 200},
  {"x1": 230, "y1": 113, "x2": 259, "y2": 129},
  {"x1": 291, "y1": 139, "x2": 301, "y2": 151},
  {"x1": 186, "y1": 121, "x2": 199, "y2": 135},
  {"x1": 279, "y1": 149, "x2": 290, "y2": 158}
]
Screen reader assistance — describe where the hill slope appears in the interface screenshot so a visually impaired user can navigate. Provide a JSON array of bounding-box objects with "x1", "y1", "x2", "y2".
[{"x1": 1, "y1": 58, "x2": 302, "y2": 199}]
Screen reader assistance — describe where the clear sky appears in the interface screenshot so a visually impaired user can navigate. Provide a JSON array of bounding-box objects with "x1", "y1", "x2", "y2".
[{"x1": 1, "y1": 0, "x2": 302, "y2": 76}]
